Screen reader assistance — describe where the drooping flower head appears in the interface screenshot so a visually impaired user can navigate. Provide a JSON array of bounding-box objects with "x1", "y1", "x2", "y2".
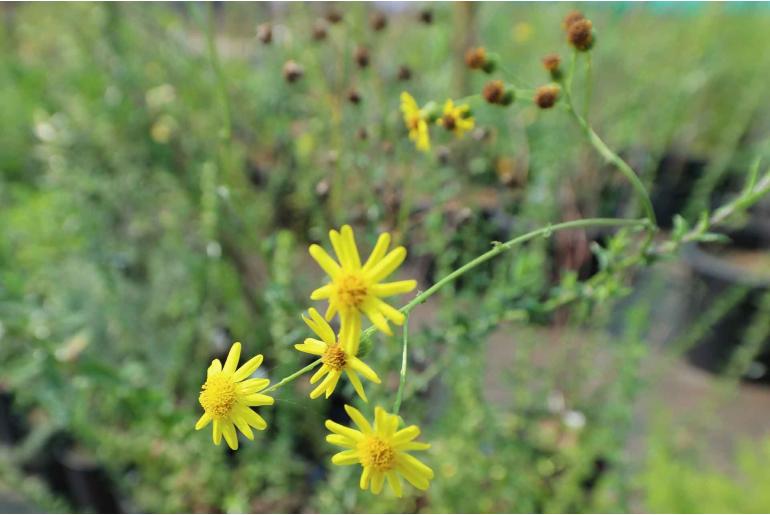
[
  {"x1": 295, "y1": 308, "x2": 381, "y2": 401},
  {"x1": 309, "y1": 225, "x2": 416, "y2": 336},
  {"x1": 326, "y1": 405, "x2": 434, "y2": 496},
  {"x1": 195, "y1": 342, "x2": 273, "y2": 450},
  {"x1": 400, "y1": 92, "x2": 430, "y2": 152},
  {"x1": 436, "y1": 99, "x2": 475, "y2": 138}
]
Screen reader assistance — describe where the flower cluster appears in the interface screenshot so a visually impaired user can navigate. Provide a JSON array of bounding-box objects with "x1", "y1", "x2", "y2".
[
  {"x1": 400, "y1": 92, "x2": 475, "y2": 152},
  {"x1": 195, "y1": 225, "x2": 432, "y2": 496}
]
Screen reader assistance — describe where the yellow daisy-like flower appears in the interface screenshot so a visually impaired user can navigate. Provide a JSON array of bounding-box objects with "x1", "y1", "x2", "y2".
[
  {"x1": 436, "y1": 99, "x2": 475, "y2": 138},
  {"x1": 326, "y1": 405, "x2": 434, "y2": 497},
  {"x1": 195, "y1": 342, "x2": 274, "y2": 450},
  {"x1": 295, "y1": 308, "x2": 381, "y2": 401},
  {"x1": 308, "y1": 225, "x2": 417, "y2": 336},
  {"x1": 400, "y1": 91, "x2": 430, "y2": 152}
]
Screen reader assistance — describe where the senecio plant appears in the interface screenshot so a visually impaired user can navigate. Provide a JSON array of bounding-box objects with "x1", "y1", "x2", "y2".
[{"x1": 195, "y1": 10, "x2": 770, "y2": 499}]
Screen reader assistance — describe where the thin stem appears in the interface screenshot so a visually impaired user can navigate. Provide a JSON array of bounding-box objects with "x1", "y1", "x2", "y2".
[
  {"x1": 263, "y1": 358, "x2": 322, "y2": 394},
  {"x1": 584, "y1": 52, "x2": 592, "y2": 122},
  {"x1": 205, "y1": 5, "x2": 231, "y2": 141},
  {"x1": 392, "y1": 315, "x2": 409, "y2": 415},
  {"x1": 563, "y1": 87, "x2": 657, "y2": 231}
]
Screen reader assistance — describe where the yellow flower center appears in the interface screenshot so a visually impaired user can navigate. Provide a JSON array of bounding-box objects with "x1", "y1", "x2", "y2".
[
  {"x1": 336, "y1": 274, "x2": 368, "y2": 308},
  {"x1": 441, "y1": 114, "x2": 457, "y2": 131},
  {"x1": 360, "y1": 436, "x2": 396, "y2": 472},
  {"x1": 407, "y1": 115, "x2": 422, "y2": 131},
  {"x1": 199, "y1": 374, "x2": 237, "y2": 419},
  {"x1": 322, "y1": 344, "x2": 347, "y2": 371}
]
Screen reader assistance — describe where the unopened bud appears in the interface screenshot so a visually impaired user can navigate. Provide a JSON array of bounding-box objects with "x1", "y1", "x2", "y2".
[
  {"x1": 567, "y1": 19, "x2": 594, "y2": 51},
  {"x1": 347, "y1": 88, "x2": 362, "y2": 105},
  {"x1": 534, "y1": 84, "x2": 560, "y2": 109},
  {"x1": 256, "y1": 23, "x2": 272, "y2": 45},
  {"x1": 541, "y1": 53, "x2": 562, "y2": 81},
  {"x1": 312, "y1": 19, "x2": 328, "y2": 41},
  {"x1": 325, "y1": 8, "x2": 343, "y2": 24},
  {"x1": 283, "y1": 60, "x2": 304, "y2": 83},
  {"x1": 419, "y1": 9, "x2": 433, "y2": 25},
  {"x1": 397, "y1": 65, "x2": 412, "y2": 81},
  {"x1": 355, "y1": 46, "x2": 370, "y2": 68},
  {"x1": 370, "y1": 11, "x2": 387, "y2": 32},
  {"x1": 563, "y1": 10, "x2": 585, "y2": 30},
  {"x1": 482, "y1": 80, "x2": 514, "y2": 106}
]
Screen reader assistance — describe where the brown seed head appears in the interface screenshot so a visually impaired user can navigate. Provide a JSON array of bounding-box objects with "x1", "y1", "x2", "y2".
[
  {"x1": 567, "y1": 19, "x2": 594, "y2": 51},
  {"x1": 483, "y1": 80, "x2": 505, "y2": 104},
  {"x1": 283, "y1": 60, "x2": 304, "y2": 83},
  {"x1": 397, "y1": 65, "x2": 412, "y2": 81},
  {"x1": 419, "y1": 9, "x2": 434, "y2": 24},
  {"x1": 563, "y1": 10, "x2": 585, "y2": 30},
  {"x1": 312, "y1": 19, "x2": 328, "y2": 41},
  {"x1": 347, "y1": 88, "x2": 362, "y2": 105},
  {"x1": 534, "y1": 85, "x2": 560, "y2": 109},
  {"x1": 542, "y1": 53, "x2": 562, "y2": 80},
  {"x1": 370, "y1": 11, "x2": 387, "y2": 31},
  {"x1": 325, "y1": 8, "x2": 343, "y2": 24},
  {"x1": 355, "y1": 46, "x2": 370, "y2": 68},
  {"x1": 465, "y1": 47, "x2": 487, "y2": 70},
  {"x1": 256, "y1": 23, "x2": 272, "y2": 45}
]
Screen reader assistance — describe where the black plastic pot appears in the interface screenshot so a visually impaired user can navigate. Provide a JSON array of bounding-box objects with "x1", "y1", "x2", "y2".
[{"x1": 682, "y1": 236, "x2": 770, "y2": 383}]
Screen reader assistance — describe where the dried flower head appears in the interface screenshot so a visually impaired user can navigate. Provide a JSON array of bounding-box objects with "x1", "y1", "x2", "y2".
[
  {"x1": 256, "y1": 23, "x2": 272, "y2": 45},
  {"x1": 542, "y1": 53, "x2": 562, "y2": 80},
  {"x1": 534, "y1": 84, "x2": 560, "y2": 109},
  {"x1": 348, "y1": 89, "x2": 362, "y2": 105},
  {"x1": 563, "y1": 10, "x2": 585, "y2": 30},
  {"x1": 326, "y1": 8, "x2": 343, "y2": 24},
  {"x1": 419, "y1": 9, "x2": 434, "y2": 24},
  {"x1": 312, "y1": 19, "x2": 329, "y2": 41},
  {"x1": 482, "y1": 80, "x2": 513, "y2": 106},
  {"x1": 370, "y1": 11, "x2": 387, "y2": 31},
  {"x1": 283, "y1": 60, "x2": 304, "y2": 83},
  {"x1": 465, "y1": 47, "x2": 496, "y2": 73},
  {"x1": 355, "y1": 46, "x2": 370, "y2": 68},
  {"x1": 567, "y1": 18, "x2": 594, "y2": 51},
  {"x1": 397, "y1": 65, "x2": 412, "y2": 81}
]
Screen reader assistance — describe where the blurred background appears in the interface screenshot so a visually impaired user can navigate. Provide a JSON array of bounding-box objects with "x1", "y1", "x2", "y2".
[{"x1": 2, "y1": 2, "x2": 770, "y2": 513}]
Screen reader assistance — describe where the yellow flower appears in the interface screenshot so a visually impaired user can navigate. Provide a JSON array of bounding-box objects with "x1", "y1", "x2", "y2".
[
  {"x1": 295, "y1": 308, "x2": 381, "y2": 401},
  {"x1": 309, "y1": 225, "x2": 417, "y2": 336},
  {"x1": 436, "y1": 99, "x2": 474, "y2": 138},
  {"x1": 325, "y1": 405, "x2": 434, "y2": 497},
  {"x1": 195, "y1": 342, "x2": 274, "y2": 450},
  {"x1": 400, "y1": 92, "x2": 430, "y2": 152}
]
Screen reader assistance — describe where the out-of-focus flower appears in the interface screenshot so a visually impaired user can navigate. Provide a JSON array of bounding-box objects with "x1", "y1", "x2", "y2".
[
  {"x1": 437, "y1": 99, "x2": 475, "y2": 138},
  {"x1": 400, "y1": 92, "x2": 431, "y2": 152},
  {"x1": 567, "y1": 18, "x2": 594, "y2": 51},
  {"x1": 535, "y1": 84, "x2": 560, "y2": 109},
  {"x1": 512, "y1": 21, "x2": 533, "y2": 43},
  {"x1": 482, "y1": 80, "x2": 514, "y2": 106},
  {"x1": 256, "y1": 22, "x2": 272, "y2": 44},
  {"x1": 283, "y1": 60, "x2": 304, "y2": 83}
]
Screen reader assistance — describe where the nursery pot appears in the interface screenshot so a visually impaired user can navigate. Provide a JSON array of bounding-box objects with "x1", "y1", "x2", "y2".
[{"x1": 682, "y1": 234, "x2": 770, "y2": 383}]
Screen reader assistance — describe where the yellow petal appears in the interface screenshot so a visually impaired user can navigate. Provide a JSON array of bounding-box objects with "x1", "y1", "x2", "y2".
[
  {"x1": 324, "y1": 302, "x2": 338, "y2": 321},
  {"x1": 308, "y1": 308, "x2": 336, "y2": 344},
  {"x1": 362, "y1": 233, "x2": 391, "y2": 274},
  {"x1": 371, "y1": 297, "x2": 406, "y2": 325},
  {"x1": 340, "y1": 312, "x2": 361, "y2": 355},
  {"x1": 207, "y1": 359, "x2": 222, "y2": 378},
  {"x1": 348, "y1": 357, "x2": 381, "y2": 384},
  {"x1": 386, "y1": 471, "x2": 403, "y2": 498},
  {"x1": 239, "y1": 407, "x2": 267, "y2": 430},
  {"x1": 311, "y1": 372, "x2": 336, "y2": 399},
  {"x1": 295, "y1": 339, "x2": 326, "y2": 356},
  {"x1": 325, "y1": 420, "x2": 364, "y2": 441},
  {"x1": 340, "y1": 225, "x2": 361, "y2": 269},
  {"x1": 238, "y1": 378, "x2": 270, "y2": 394},
  {"x1": 326, "y1": 434, "x2": 356, "y2": 448},
  {"x1": 346, "y1": 370, "x2": 367, "y2": 402},
  {"x1": 343, "y1": 404, "x2": 373, "y2": 433},
  {"x1": 397, "y1": 462, "x2": 430, "y2": 490},
  {"x1": 232, "y1": 354, "x2": 263, "y2": 382},
  {"x1": 222, "y1": 422, "x2": 238, "y2": 450},
  {"x1": 222, "y1": 342, "x2": 241, "y2": 375},
  {"x1": 310, "y1": 283, "x2": 334, "y2": 300},
  {"x1": 370, "y1": 280, "x2": 417, "y2": 297},
  {"x1": 360, "y1": 465, "x2": 372, "y2": 490},
  {"x1": 242, "y1": 393, "x2": 274, "y2": 406},
  {"x1": 365, "y1": 246, "x2": 407, "y2": 283},
  {"x1": 329, "y1": 229, "x2": 351, "y2": 269},
  {"x1": 324, "y1": 371, "x2": 342, "y2": 398},
  {"x1": 212, "y1": 419, "x2": 222, "y2": 445},
  {"x1": 371, "y1": 471, "x2": 385, "y2": 495},
  {"x1": 392, "y1": 425, "x2": 420, "y2": 445},
  {"x1": 310, "y1": 364, "x2": 330, "y2": 384},
  {"x1": 361, "y1": 302, "x2": 392, "y2": 336},
  {"x1": 398, "y1": 453, "x2": 434, "y2": 480},
  {"x1": 331, "y1": 449, "x2": 360, "y2": 465},
  {"x1": 195, "y1": 412, "x2": 212, "y2": 430},
  {"x1": 309, "y1": 244, "x2": 342, "y2": 279},
  {"x1": 397, "y1": 441, "x2": 431, "y2": 451},
  {"x1": 233, "y1": 416, "x2": 254, "y2": 440}
]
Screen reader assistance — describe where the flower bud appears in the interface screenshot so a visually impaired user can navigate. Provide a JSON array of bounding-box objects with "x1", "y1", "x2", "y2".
[
  {"x1": 256, "y1": 23, "x2": 272, "y2": 45},
  {"x1": 419, "y1": 9, "x2": 433, "y2": 25},
  {"x1": 355, "y1": 46, "x2": 370, "y2": 68},
  {"x1": 482, "y1": 80, "x2": 514, "y2": 106},
  {"x1": 567, "y1": 19, "x2": 594, "y2": 51},
  {"x1": 563, "y1": 10, "x2": 585, "y2": 30},
  {"x1": 541, "y1": 53, "x2": 562, "y2": 81},
  {"x1": 356, "y1": 127, "x2": 368, "y2": 141},
  {"x1": 397, "y1": 65, "x2": 412, "y2": 81},
  {"x1": 347, "y1": 88, "x2": 362, "y2": 105},
  {"x1": 283, "y1": 60, "x2": 304, "y2": 83},
  {"x1": 370, "y1": 11, "x2": 387, "y2": 32},
  {"x1": 325, "y1": 8, "x2": 343, "y2": 24},
  {"x1": 465, "y1": 47, "x2": 496, "y2": 73},
  {"x1": 534, "y1": 84, "x2": 560, "y2": 109},
  {"x1": 312, "y1": 19, "x2": 328, "y2": 41}
]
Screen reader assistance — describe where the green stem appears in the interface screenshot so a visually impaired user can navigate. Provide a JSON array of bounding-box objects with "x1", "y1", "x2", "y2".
[
  {"x1": 263, "y1": 358, "x2": 322, "y2": 394},
  {"x1": 584, "y1": 52, "x2": 592, "y2": 122},
  {"x1": 392, "y1": 315, "x2": 409, "y2": 415},
  {"x1": 205, "y1": 5, "x2": 231, "y2": 141}
]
